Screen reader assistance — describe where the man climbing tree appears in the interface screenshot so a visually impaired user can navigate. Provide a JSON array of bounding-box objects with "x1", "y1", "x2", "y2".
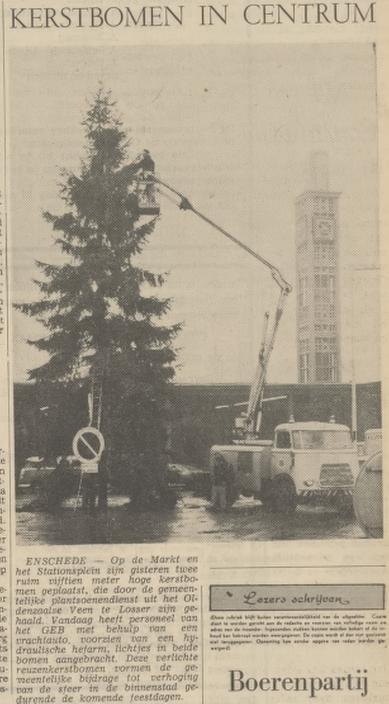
[{"x1": 15, "y1": 87, "x2": 181, "y2": 509}]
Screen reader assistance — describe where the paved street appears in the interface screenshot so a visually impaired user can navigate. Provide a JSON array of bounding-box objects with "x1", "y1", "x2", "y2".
[{"x1": 16, "y1": 492, "x2": 365, "y2": 544}]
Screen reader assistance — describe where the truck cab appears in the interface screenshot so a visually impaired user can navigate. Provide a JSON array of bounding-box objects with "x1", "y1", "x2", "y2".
[
  {"x1": 210, "y1": 421, "x2": 359, "y2": 513},
  {"x1": 271, "y1": 421, "x2": 359, "y2": 510}
]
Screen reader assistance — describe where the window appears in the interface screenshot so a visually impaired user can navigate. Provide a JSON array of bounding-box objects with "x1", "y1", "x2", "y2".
[
  {"x1": 329, "y1": 352, "x2": 337, "y2": 382},
  {"x1": 292, "y1": 432, "x2": 303, "y2": 449},
  {"x1": 315, "y1": 337, "x2": 337, "y2": 382},
  {"x1": 298, "y1": 276, "x2": 308, "y2": 309},
  {"x1": 299, "y1": 352, "x2": 310, "y2": 383},
  {"x1": 292, "y1": 430, "x2": 352, "y2": 450},
  {"x1": 316, "y1": 355, "x2": 331, "y2": 382},
  {"x1": 314, "y1": 243, "x2": 336, "y2": 265},
  {"x1": 315, "y1": 197, "x2": 331, "y2": 215},
  {"x1": 299, "y1": 339, "x2": 310, "y2": 383},
  {"x1": 276, "y1": 431, "x2": 291, "y2": 449}
]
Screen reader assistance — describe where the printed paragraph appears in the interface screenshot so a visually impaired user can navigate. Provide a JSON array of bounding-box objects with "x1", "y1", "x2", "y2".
[
  {"x1": 210, "y1": 612, "x2": 387, "y2": 650},
  {"x1": 15, "y1": 553, "x2": 200, "y2": 703}
]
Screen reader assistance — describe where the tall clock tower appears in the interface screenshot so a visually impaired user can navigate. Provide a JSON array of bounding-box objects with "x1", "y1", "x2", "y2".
[{"x1": 296, "y1": 153, "x2": 341, "y2": 383}]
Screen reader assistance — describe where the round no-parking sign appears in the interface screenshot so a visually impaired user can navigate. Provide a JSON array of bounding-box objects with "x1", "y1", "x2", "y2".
[{"x1": 72, "y1": 426, "x2": 105, "y2": 463}]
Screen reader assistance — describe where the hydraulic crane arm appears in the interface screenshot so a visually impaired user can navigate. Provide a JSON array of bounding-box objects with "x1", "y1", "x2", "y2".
[
  {"x1": 152, "y1": 175, "x2": 292, "y2": 295},
  {"x1": 245, "y1": 285, "x2": 289, "y2": 436},
  {"x1": 135, "y1": 155, "x2": 292, "y2": 437}
]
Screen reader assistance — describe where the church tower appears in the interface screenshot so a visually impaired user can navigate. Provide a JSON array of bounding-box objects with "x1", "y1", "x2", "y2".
[{"x1": 296, "y1": 153, "x2": 341, "y2": 383}]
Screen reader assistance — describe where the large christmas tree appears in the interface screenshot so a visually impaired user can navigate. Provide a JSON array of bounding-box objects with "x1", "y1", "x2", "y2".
[{"x1": 16, "y1": 88, "x2": 180, "y2": 507}]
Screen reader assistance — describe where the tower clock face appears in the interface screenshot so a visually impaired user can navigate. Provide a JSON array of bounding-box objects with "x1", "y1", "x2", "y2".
[{"x1": 314, "y1": 216, "x2": 334, "y2": 240}]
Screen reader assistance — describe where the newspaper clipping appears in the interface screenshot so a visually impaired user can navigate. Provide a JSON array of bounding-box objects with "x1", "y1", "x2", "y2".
[{"x1": 0, "y1": 1, "x2": 388, "y2": 702}]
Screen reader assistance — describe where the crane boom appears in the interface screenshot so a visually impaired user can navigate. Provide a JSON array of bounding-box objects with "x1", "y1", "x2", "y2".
[
  {"x1": 152, "y1": 175, "x2": 292, "y2": 294},
  {"x1": 135, "y1": 155, "x2": 292, "y2": 438}
]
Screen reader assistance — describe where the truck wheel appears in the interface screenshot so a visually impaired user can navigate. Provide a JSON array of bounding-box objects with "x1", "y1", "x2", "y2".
[{"x1": 270, "y1": 476, "x2": 297, "y2": 514}]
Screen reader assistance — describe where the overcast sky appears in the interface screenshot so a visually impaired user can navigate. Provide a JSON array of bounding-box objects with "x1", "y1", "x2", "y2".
[{"x1": 9, "y1": 43, "x2": 379, "y2": 384}]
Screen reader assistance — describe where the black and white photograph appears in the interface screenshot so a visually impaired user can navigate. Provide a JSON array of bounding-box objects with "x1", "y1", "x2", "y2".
[{"x1": 10, "y1": 42, "x2": 382, "y2": 545}]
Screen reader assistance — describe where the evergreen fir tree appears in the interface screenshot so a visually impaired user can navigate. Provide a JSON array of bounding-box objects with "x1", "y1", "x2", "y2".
[{"x1": 15, "y1": 88, "x2": 181, "y2": 507}]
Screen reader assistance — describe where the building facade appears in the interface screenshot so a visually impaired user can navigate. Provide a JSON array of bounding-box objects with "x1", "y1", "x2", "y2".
[{"x1": 296, "y1": 154, "x2": 341, "y2": 383}]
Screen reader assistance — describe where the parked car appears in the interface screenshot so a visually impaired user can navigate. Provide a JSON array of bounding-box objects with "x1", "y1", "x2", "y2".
[
  {"x1": 18, "y1": 455, "x2": 81, "y2": 507},
  {"x1": 18, "y1": 457, "x2": 55, "y2": 492}
]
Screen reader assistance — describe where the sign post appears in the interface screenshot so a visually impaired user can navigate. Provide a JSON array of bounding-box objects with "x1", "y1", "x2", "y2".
[{"x1": 72, "y1": 427, "x2": 105, "y2": 510}]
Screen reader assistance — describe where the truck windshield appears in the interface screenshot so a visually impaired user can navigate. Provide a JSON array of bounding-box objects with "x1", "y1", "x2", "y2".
[{"x1": 292, "y1": 430, "x2": 352, "y2": 450}]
